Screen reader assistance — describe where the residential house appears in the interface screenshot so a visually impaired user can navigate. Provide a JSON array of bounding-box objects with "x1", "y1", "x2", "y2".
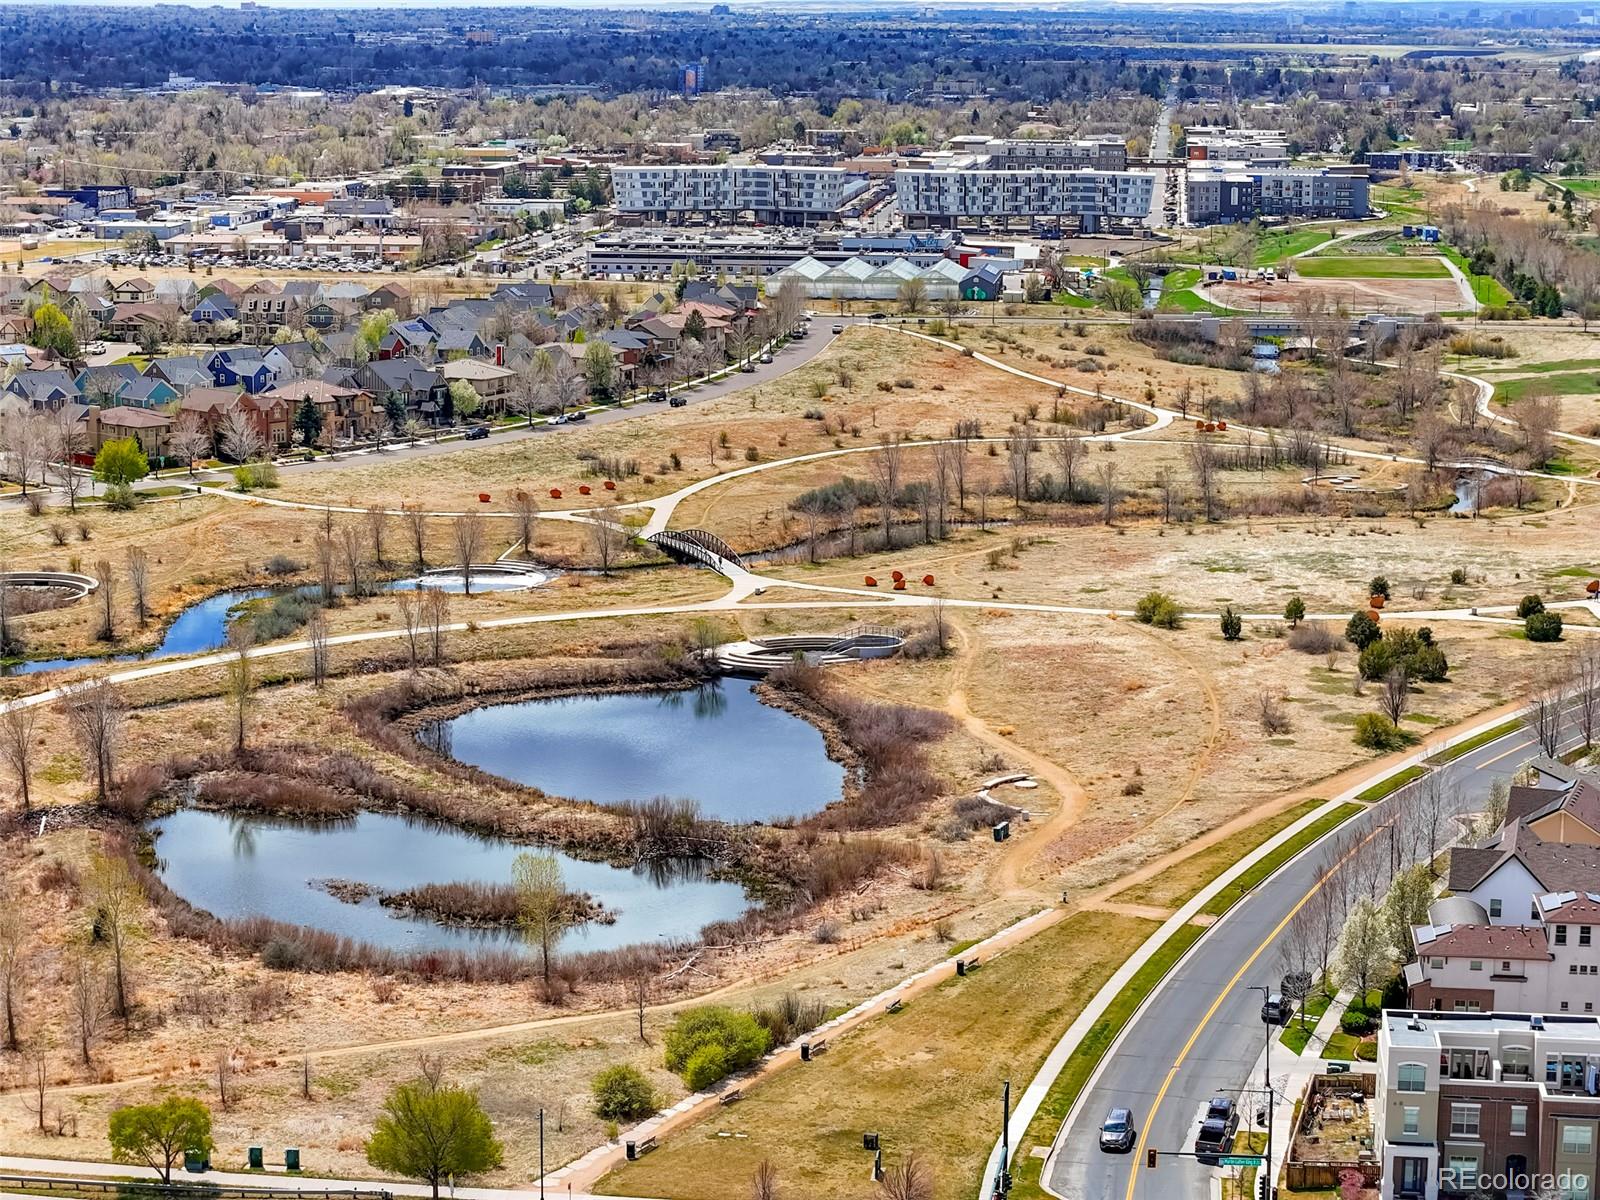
[
  {"x1": 265, "y1": 379, "x2": 377, "y2": 444},
  {"x1": 263, "y1": 340, "x2": 323, "y2": 382},
  {"x1": 440, "y1": 359, "x2": 515, "y2": 413},
  {"x1": 176, "y1": 387, "x2": 246, "y2": 445},
  {"x1": 355, "y1": 358, "x2": 450, "y2": 424},
  {"x1": 240, "y1": 283, "x2": 306, "y2": 344},
  {"x1": 366, "y1": 282, "x2": 412, "y2": 317},
  {"x1": 0, "y1": 313, "x2": 33, "y2": 341},
  {"x1": 153, "y1": 278, "x2": 198, "y2": 310},
  {"x1": 120, "y1": 376, "x2": 179, "y2": 409},
  {"x1": 92, "y1": 405, "x2": 171, "y2": 456},
  {"x1": 110, "y1": 277, "x2": 156, "y2": 304},
  {"x1": 107, "y1": 302, "x2": 182, "y2": 343},
  {"x1": 381, "y1": 318, "x2": 439, "y2": 361},
  {"x1": 1376, "y1": 1009, "x2": 1600, "y2": 1199},
  {"x1": 206, "y1": 349, "x2": 274, "y2": 393},
  {"x1": 4, "y1": 368, "x2": 80, "y2": 410},
  {"x1": 0, "y1": 343, "x2": 33, "y2": 370},
  {"x1": 318, "y1": 329, "x2": 362, "y2": 367},
  {"x1": 189, "y1": 293, "x2": 240, "y2": 329},
  {"x1": 76, "y1": 363, "x2": 146, "y2": 406},
  {"x1": 435, "y1": 327, "x2": 489, "y2": 360},
  {"x1": 144, "y1": 355, "x2": 214, "y2": 397},
  {"x1": 239, "y1": 392, "x2": 294, "y2": 451}
]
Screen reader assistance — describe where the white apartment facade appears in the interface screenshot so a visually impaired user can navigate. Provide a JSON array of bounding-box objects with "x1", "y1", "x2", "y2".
[{"x1": 611, "y1": 165, "x2": 868, "y2": 224}]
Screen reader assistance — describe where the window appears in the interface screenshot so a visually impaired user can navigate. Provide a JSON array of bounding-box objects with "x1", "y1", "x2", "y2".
[
  {"x1": 1397, "y1": 1063, "x2": 1427, "y2": 1092},
  {"x1": 1430, "y1": 957, "x2": 1446, "y2": 969},
  {"x1": 1510, "y1": 1105, "x2": 1527, "y2": 1136},
  {"x1": 1563, "y1": 1123, "x2": 1594, "y2": 1156},
  {"x1": 1470, "y1": 960, "x2": 1484, "y2": 972},
  {"x1": 1450, "y1": 1103, "x2": 1481, "y2": 1138},
  {"x1": 1557, "y1": 925, "x2": 1569, "y2": 946},
  {"x1": 1490, "y1": 898, "x2": 1503, "y2": 917},
  {"x1": 1402, "y1": 1106, "x2": 1420, "y2": 1135},
  {"x1": 1584, "y1": 926, "x2": 1593, "y2": 947}
]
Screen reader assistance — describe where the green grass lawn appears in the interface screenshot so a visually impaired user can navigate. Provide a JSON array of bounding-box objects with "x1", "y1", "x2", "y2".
[
  {"x1": 1427, "y1": 719, "x2": 1525, "y2": 767},
  {"x1": 1156, "y1": 289, "x2": 1241, "y2": 315},
  {"x1": 1561, "y1": 178, "x2": 1600, "y2": 198},
  {"x1": 1293, "y1": 255, "x2": 1451, "y2": 280},
  {"x1": 1163, "y1": 267, "x2": 1202, "y2": 291},
  {"x1": 1252, "y1": 228, "x2": 1334, "y2": 264},
  {"x1": 1355, "y1": 765, "x2": 1426, "y2": 803},
  {"x1": 1199, "y1": 804, "x2": 1365, "y2": 918},
  {"x1": 1493, "y1": 371, "x2": 1600, "y2": 404},
  {"x1": 1373, "y1": 184, "x2": 1428, "y2": 219},
  {"x1": 1438, "y1": 247, "x2": 1514, "y2": 305},
  {"x1": 1280, "y1": 986, "x2": 1335, "y2": 1055},
  {"x1": 1322, "y1": 1031, "x2": 1360, "y2": 1061},
  {"x1": 1480, "y1": 357, "x2": 1600, "y2": 375}
]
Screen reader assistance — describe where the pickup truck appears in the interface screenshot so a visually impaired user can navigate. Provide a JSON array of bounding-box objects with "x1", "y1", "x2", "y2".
[{"x1": 1194, "y1": 1097, "x2": 1239, "y2": 1161}]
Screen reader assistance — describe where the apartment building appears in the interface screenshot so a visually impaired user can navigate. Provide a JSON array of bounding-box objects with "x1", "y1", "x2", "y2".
[
  {"x1": 1377, "y1": 1010, "x2": 1600, "y2": 1199},
  {"x1": 1184, "y1": 125, "x2": 1291, "y2": 161},
  {"x1": 610, "y1": 165, "x2": 868, "y2": 224},
  {"x1": 895, "y1": 166, "x2": 1156, "y2": 231},
  {"x1": 1183, "y1": 164, "x2": 1369, "y2": 224},
  {"x1": 943, "y1": 135, "x2": 1129, "y2": 172}
]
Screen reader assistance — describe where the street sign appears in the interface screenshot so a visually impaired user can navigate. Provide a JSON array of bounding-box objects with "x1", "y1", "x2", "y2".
[{"x1": 1220, "y1": 1156, "x2": 1265, "y2": 1168}]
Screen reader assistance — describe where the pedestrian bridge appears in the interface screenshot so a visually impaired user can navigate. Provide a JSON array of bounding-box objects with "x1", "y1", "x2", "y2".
[{"x1": 646, "y1": 529, "x2": 745, "y2": 576}]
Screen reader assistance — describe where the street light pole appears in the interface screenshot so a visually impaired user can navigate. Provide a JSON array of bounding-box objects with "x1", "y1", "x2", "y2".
[
  {"x1": 1248, "y1": 985, "x2": 1274, "y2": 1200},
  {"x1": 538, "y1": 1107, "x2": 545, "y2": 1200}
]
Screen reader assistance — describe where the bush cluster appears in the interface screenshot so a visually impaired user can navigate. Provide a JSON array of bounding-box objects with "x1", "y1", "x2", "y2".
[
  {"x1": 1354, "y1": 713, "x2": 1405, "y2": 751},
  {"x1": 1134, "y1": 590, "x2": 1182, "y2": 629},
  {"x1": 663, "y1": 1006, "x2": 771, "y2": 1091},
  {"x1": 591, "y1": 1065, "x2": 656, "y2": 1121},
  {"x1": 1526, "y1": 611, "x2": 1564, "y2": 642},
  {"x1": 1356, "y1": 627, "x2": 1448, "y2": 683}
]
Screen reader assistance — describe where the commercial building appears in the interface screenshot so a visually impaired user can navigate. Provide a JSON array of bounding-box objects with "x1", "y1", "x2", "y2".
[
  {"x1": 1184, "y1": 126, "x2": 1291, "y2": 161},
  {"x1": 1183, "y1": 164, "x2": 1369, "y2": 224},
  {"x1": 583, "y1": 230, "x2": 959, "y2": 279},
  {"x1": 943, "y1": 135, "x2": 1129, "y2": 172},
  {"x1": 610, "y1": 164, "x2": 869, "y2": 224},
  {"x1": 1376, "y1": 1009, "x2": 1600, "y2": 1199}
]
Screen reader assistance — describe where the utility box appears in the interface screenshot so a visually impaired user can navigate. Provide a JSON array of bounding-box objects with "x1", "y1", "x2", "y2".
[
  {"x1": 247, "y1": 1147, "x2": 263, "y2": 1170},
  {"x1": 183, "y1": 1151, "x2": 209, "y2": 1174},
  {"x1": 863, "y1": 1132, "x2": 880, "y2": 1152},
  {"x1": 992, "y1": 821, "x2": 1010, "y2": 842},
  {"x1": 284, "y1": 1148, "x2": 301, "y2": 1172}
]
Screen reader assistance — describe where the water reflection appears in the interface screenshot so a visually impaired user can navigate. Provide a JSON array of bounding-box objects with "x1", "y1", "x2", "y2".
[{"x1": 425, "y1": 680, "x2": 843, "y2": 823}]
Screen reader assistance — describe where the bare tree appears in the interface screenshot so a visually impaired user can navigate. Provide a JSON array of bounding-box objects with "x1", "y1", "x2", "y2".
[
  {"x1": 68, "y1": 949, "x2": 105, "y2": 1064},
  {"x1": 1524, "y1": 668, "x2": 1568, "y2": 760},
  {"x1": 630, "y1": 966, "x2": 651, "y2": 1044},
  {"x1": 1379, "y1": 666, "x2": 1411, "y2": 727},
  {"x1": 306, "y1": 609, "x2": 329, "y2": 688},
  {"x1": 403, "y1": 504, "x2": 428, "y2": 569},
  {"x1": 218, "y1": 409, "x2": 265, "y2": 464},
  {"x1": 24, "y1": 1053, "x2": 48, "y2": 1132},
  {"x1": 216, "y1": 1051, "x2": 235, "y2": 1111},
  {"x1": 513, "y1": 851, "x2": 573, "y2": 989},
  {"x1": 61, "y1": 680, "x2": 125, "y2": 803},
  {"x1": 0, "y1": 901, "x2": 25, "y2": 1049},
  {"x1": 451, "y1": 512, "x2": 484, "y2": 595},
  {"x1": 225, "y1": 624, "x2": 255, "y2": 755},
  {"x1": 93, "y1": 558, "x2": 116, "y2": 641},
  {"x1": 511, "y1": 492, "x2": 540, "y2": 559},
  {"x1": 396, "y1": 591, "x2": 422, "y2": 669},
  {"x1": 168, "y1": 415, "x2": 212, "y2": 476},
  {"x1": 125, "y1": 546, "x2": 150, "y2": 626},
  {"x1": 364, "y1": 504, "x2": 390, "y2": 568},
  {"x1": 0, "y1": 704, "x2": 40, "y2": 815},
  {"x1": 868, "y1": 436, "x2": 902, "y2": 546},
  {"x1": 750, "y1": 1159, "x2": 780, "y2": 1200},
  {"x1": 1095, "y1": 459, "x2": 1120, "y2": 524},
  {"x1": 85, "y1": 850, "x2": 142, "y2": 1025},
  {"x1": 1279, "y1": 908, "x2": 1319, "y2": 1032},
  {"x1": 1, "y1": 409, "x2": 47, "y2": 496},
  {"x1": 1187, "y1": 437, "x2": 1219, "y2": 522},
  {"x1": 312, "y1": 531, "x2": 337, "y2": 604},
  {"x1": 1053, "y1": 433, "x2": 1086, "y2": 501},
  {"x1": 1005, "y1": 425, "x2": 1033, "y2": 501},
  {"x1": 48, "y1": 410, "x2": 88, "y2": 510},
  {"x1": 1570, "y1": 641, "x2": 1600, "y2": 753},
  {"x1": 336, "y1": 522, "x2": 368, "y2": 597},
  {"x1": 876, "y1": 1152, "x2": 933, "y2": 1200},
  {"x1": 421, "y1": 588, "x2": 450, "y2": 665},
  {"x1": 587, "y1": 509, "x2": 625, "y2": 576}
]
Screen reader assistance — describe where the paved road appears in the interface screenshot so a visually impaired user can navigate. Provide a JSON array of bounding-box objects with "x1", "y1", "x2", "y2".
[{"x1": 1044, "y1": 712, "x2": 1590, "y2": 1200}]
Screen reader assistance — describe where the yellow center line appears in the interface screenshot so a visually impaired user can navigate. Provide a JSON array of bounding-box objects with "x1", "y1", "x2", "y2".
[{"x1": 1123, "y1": 817, "x2": 1393, "y2": 1200}]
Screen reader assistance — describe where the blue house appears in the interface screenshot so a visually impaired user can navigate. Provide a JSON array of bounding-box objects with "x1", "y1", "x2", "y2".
[
  {"x1": 76, "y1": 363, "x2": 144, "y2": 405},
  {"x1": 190, "y1": 294, "x2": 239, "y2": 327},
  {"x1": 205, "y1": 349, "x2": 273, "y2": 392},
  {"x1": 120, "y1": 376, "x2": 179, "y2": 409}
]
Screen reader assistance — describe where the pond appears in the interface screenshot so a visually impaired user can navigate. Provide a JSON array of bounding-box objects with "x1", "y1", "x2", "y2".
[
  {"x1": 2, "y1": 587, "x2": 274, "y2": 676},
  {"x1": 147, "y1": 807, "x2": 749, "y2": 956},
  {"x1": 421, "y1": 680, "x2": 845, "y2": 823}
]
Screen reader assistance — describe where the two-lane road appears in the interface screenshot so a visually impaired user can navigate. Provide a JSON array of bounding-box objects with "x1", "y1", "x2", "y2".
[{"x1": 1046, "y1": 714, "x2": 1589, "y2": 1200}]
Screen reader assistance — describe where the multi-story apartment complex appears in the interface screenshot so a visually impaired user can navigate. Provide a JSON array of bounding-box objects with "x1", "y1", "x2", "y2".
[
  {"x1": 1184, "y1": 125, "x2": 1291, "y2": 161},
  {"x1": 611, "y1": 165, "x2": 868, "y2": 224},
  {"x1": 943, "y1": 135, "x2": 1129, "y2": 172},
  {"x1": 895, "y1": 166, "x2": 1155, "y2": 231},
  {"x1": 1377, "y1": 1010, "x2": 1600, "y2": 1200},
  {"x1": 1183, "y1": 164, "x2": 1370, "y2": 224}
]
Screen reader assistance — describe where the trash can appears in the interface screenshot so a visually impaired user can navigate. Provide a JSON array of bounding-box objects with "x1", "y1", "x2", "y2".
[
  {"x1": 625, "y1": 1141, "x2": 638, "y2": 1162},
  {"x1": 247, "y1": 1147, "x2": 263, "y2": 1170},
  {"x1": 863, "y1": 1132, "x2": 880, "y2": 1152},
  {"x1": 284, "y1": 1148, "x2": 301, "y2": 1172},
  {"x1": 183, "y1": 1151, "x2": 209, "y2": 1173}
]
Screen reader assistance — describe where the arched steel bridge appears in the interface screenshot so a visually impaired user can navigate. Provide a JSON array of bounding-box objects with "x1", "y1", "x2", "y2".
[{"x1": 645, "y1": 529, "x2": 744, "y2": 574}]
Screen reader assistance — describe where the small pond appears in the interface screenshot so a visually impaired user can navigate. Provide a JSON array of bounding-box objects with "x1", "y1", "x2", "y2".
[
  {"x1": 421, "y1": 680, "x2": 845, "y2": 823},
  {"x1": 147, "y1": 807, "x2": 749, "y2": 956},
  {"x1": 2, "y1": 587, "x2": 275, "y2": 676}
]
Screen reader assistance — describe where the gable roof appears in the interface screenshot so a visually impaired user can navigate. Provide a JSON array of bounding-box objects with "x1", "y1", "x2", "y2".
[
  {"x1": 1536, "y1": 891, "x2": 1600, "y2": 922},
  {"x1": 1452, "y1": 821, "x2": 1600, "y2": 895},
  {"x1": 99, "y1": 405, "x2": 171, "y2": 429},
  {"x1": 1412, "y1": 922, "x2": 1549, "y2": 960}
]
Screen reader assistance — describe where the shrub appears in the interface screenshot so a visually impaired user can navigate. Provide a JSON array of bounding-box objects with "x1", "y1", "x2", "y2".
[
  {"x1": 1516, "y1": 594, "x2": 1545, "y2": 618},
  {"x1": 1368, "y1": 576, "x2": 1391, "y2": 600},
  {"x1": 234, "y1": 462, "x2": 280, "y2": 492},
  {"x1": 1357, "y1": 627, "x2": 1448, "y2": 682},
  {"x1": 1219, "y1": 607, "x2": 1243, "y2": 641},
  {"x1": 103, "y1": 483, "x2": 137, "y2": 511},
  {"x1": 663, "y1": 1007, "x2": 771, "y2": 1090},
  {"x1": 591, "y1": 1065, "x2": 656, "y2": 1121},
  {"x1": 1449, "y1": 567, "x2": 1469, "y2": 586},
  {"x1": 1354, "y1": 713, "x2": 1404, "y2": 751},
  {"x1": 1526, "y1": 611, "x2": 1564, "y2": 642},
  {"x1": 1340, "y1": 1008, "x2": 1374, "y2": 1035},
  {"x1": 1134, "y1": 590, "x2": 1182, "y2": 629},
  {"x1": 1288, "y1": 621, "x2": 1343, "y2": 655},
  {"x1": 263, "y1": 554, "x2": 303, "y2": 577},
  {"x1": 1345, "y1": 610, "x2": 1381, "y2": 650},
  {"x1": 1283, "y1": 596, "x2": 1305, "y2": 627},
  {"x1": 751, "y1": 993, "x2": 828, "y2": 1045}
]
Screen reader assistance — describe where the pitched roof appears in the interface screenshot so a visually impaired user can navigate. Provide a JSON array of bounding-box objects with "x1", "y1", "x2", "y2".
[
  {"x1": 265, "y1": 379, "x2": 371, "y2": 405},
  {"x1": 179, "y1": 386, "x2": 245, "y2": 415},
  {"x1": 98, "y1": 405, "x2": 171, "y2": 429},
  {"x1": 1413, "y1": 922, "x2": 1549, "y2": 960},
  {"x1": 1536, "y1": 891, "x2": 1600, "y2": 922}
]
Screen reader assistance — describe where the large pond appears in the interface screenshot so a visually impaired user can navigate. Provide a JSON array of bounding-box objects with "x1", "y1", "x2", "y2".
[
  {"x1": 421, "y1": 680, "x2": 846, "y2": 823},
  {"x1": 147, "y1": 807, "x2": 749, "y2": 956}
]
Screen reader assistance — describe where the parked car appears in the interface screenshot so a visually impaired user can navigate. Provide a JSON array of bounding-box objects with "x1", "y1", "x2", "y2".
[
  {"x1": 831, "y1": 323, "x2": 845, "y2": 334},
  {"x1": 759, "y1": 353, "x2": 774, "y2": 364},
  {"x1": 568, "y1": 410, "x2": 587, "y2": 422},
  {"x1": 867, "y1": 312, "x2": 888, "y2": 321},
  {"x1": 1099, "y1": 1108, "x2": 1136, "y2": 1153},
  {"x1": 646, "y1": 390, "x2": 668, "y2": 402},
  {"x1": 669, "y1": 395, "x2": 687, "y2": 408},
  {"x1": 464, "y1": 424, "x2": 490, "y2": 440},
  {"x1": 1261, "y1": 993, "x2": 1290, "y2": 1025},
  {"x1": 549, "y1": 414, "x2": 568, "y2": 425},
  {"x1": 1195, "y1": 1097, "x2": 1238, "y2": 1161}
]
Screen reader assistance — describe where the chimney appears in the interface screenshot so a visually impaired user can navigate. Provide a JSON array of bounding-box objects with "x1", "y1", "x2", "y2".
[{"x1": 495, "y1": 343, "x2": 504, "y2": 367}]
